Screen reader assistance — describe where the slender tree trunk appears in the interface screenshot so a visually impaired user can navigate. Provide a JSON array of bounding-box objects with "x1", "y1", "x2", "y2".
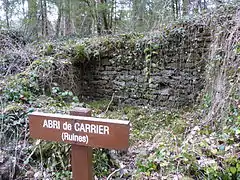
[
  {"x1": 43, "y1": 0, "x2": 48, "y2": 36},
  {"x1": 175, "y1": 0, "x2": 178, "y2": 18},
  {"x1": 40, "y1": 0, "x2": 44, "y2": 36},
  {"x1": 22, "y1": 0, "x2": 26, "y2": 16},
  {"x1": 28, "y1": 0, "x2": 38, "y2": 38},
  {"x1": 203, "y1": 0, "x2": 207, "y2": 9},
  {"x1": 109, "y1": 0, "x2": 114, "y2": 30},
  {"x1": 40, "y1": 0, "x2": 48, "y2": 37},
  {"x1": 172, "y1": 0, "x2": 176, "y2": 20},
  {"x1": 132, "y1": 0, "x2": 147, "y2": 31},
  {"x1": 64, "y1": 0, "x2": 72, "y2": 36},
  {"x1": 3, "y1": 0, "x2": 10, "y2": 28},
  {"x1": 132, "y1": 0, "x2": 137, "y2": 30},
  {"x1": 113, "y1": 0, "x2": 117, "y2": 33},
  {"x1": 182, "y1": 0, "x2": 188, "y2": 16},
  {"x1": 95, "y1": 0, "x2": 101, "y2": 35},
  {"x1": 138, "y1": 0, "x2": 146, "y2": 30},
  {"x1": 84, "y1": 0, "x2": 101, "y2": 35},
  {"x1": 198, "y1": 0, "x2": 202, "y2": 13},
  {"x1": 100, "y1": 0, "x2": 109, "y2": 33},
  {"x1": 55, "y1": 0, "x2": 62, "y2": 38}
]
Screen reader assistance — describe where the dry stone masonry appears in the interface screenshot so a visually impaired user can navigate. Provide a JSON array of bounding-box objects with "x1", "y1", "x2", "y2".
[{"x1": 74, "y1": 23, "x2": 211, "y2": 107}]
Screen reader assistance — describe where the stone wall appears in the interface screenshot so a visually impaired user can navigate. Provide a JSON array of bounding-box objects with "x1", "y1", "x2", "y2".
[{"x1": 74, "y1": 24, "x2": 211, "y2": 107}]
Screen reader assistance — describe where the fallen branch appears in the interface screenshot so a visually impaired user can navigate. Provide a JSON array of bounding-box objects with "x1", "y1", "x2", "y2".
[
  {"x1": 104, "y1": 93, "x2": 115, "y2": 114},
  {"x1": 106, "y1": 168, "x2": 121, "y2": 180}
]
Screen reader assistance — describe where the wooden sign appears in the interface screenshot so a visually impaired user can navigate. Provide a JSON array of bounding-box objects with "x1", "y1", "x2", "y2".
[
  {"x1": 29, "y1": 111, "x2": 130, "y2": 150},
  {"x1": 29, "y1": 108, "x2": 130, "y2": 180}
]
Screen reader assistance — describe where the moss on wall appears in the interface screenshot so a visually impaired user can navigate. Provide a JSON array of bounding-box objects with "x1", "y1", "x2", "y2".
[{"x1": 71, "y1": 23, "x2": 211, "y2": 108}]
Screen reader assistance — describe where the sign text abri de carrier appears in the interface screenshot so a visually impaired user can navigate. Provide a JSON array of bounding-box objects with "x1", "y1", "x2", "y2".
[{"x1": 29, "y1": 112, "x2": 130, "y2": 150}]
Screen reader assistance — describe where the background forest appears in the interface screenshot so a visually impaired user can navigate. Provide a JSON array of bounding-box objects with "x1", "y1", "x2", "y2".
[
  {"x1": 0, "y1": 0, "x2": 239, "y2": 38},
  {"x1": 0, "y1": 0, "x2": 240, "y2": 180}
]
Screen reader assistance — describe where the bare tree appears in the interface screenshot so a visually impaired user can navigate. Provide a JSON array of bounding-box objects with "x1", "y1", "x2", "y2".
[
  {"x1": 27, "y1": 0, "x2": 38, "y2": 37},
  {"x1": 3, "y1": 0, "x2": 10, "y2": 28},
  {"x1": 55, "y1": 0, "x2": 63, "y2": 37},
  {"x1": 182, "y1": 0, "x2": 189, "y2": 16}
]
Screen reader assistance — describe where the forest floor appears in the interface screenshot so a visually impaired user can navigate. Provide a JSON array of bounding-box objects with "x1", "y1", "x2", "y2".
[{"x1": 1, "y1": 95, "x2": 239, "y2": 180}]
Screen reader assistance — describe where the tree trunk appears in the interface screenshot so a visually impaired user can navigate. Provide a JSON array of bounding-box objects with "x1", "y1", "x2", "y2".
[
  {"x1": 182, "y1": 0, "x2": 188, "y2": 16},
  {"x1": 198, "y1": 0, "x2": 202, "y2": 12},
  {"x1": 64, "y1": 0, "x2": 71, "y2": 36},
  {"x1": 43, "y1": 0, "x2": 48, "y2": 36},
  {"x1": 40, "y1": 0, "x2": 48, "y2": 37},
  {"x1": 132, "y1": 0, "x2": 138, "y2": 30},
  {"x1": 28, "y1": 0, "x2": 38, "y2": 38},
  {"x1": 175, "y1": 0, "x2": 178, "y2": 18},
  {"x1": 132, "y1": 0, "x2": 146, "y2": 32},
  {"x1": 3, "y1": 0, "x2": 10, "y2": 28},
  {"x1": 100, "y1": 0, "x2": 109, "y2": 33},
  {"x1": 55, "y1": 0, "x2": 62, "y2": 38},
  {"x1": 172, "y1": 0, "x2": 176, "y2": 20},
  {"x1": 109, "y1": 0, "x2": 114, "y2": 30},
  {"x1": 40, "y1": 0, "x2": 44, "y2": 36},
  {"x1": 203, "y1": 0, "x2": 207, "y2": 9},
  {"x1": 83, "y1": 0, "x2": 101, "y2": 35},
  {"x1": 22, "y1": 0, "x2": 26, "y2": 16},
  {"x1": 113, "y1": 0, "x2": 117, "y2": 33}
]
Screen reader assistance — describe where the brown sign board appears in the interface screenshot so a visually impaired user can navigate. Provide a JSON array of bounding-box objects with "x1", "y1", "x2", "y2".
[{"x1": 29, "y1": 112, "x2": 130, "y2": 150}]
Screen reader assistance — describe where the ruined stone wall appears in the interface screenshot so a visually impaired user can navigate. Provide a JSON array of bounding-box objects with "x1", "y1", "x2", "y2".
[{"x1": 75, "y1": 24, "x2": 211, "y2": 107}]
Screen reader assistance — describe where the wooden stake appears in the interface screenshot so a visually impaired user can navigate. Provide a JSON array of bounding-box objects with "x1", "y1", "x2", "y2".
[{"x1": 70, "y1": 107, "x2": 93, "y2": 180}]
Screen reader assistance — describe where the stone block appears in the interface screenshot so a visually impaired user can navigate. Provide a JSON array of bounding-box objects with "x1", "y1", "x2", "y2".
[
  {"x1": 152, "y1": 88, "x2": 173, "y2": 96},
  {"x1": 113, "y1": 80, "x2": 125, "y2": 87}
]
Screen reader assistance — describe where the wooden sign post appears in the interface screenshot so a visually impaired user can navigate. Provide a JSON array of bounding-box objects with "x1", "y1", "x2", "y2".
[
  {"x1": 29, "y1": 107, "x2": 130, "y2": 180},
  {"x1": 70, "y1": 108, "x2": 93, "y2": 180}
]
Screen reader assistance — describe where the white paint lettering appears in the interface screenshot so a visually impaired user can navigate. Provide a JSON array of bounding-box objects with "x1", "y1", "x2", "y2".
[
  {"x1": 91, "y1": 124, "x2": 97, "y2": 134},
  {"x1": 74, "y1": 123, "x2": 80, "y2": 131},
  {"x1": 79, "y1": 123, "x2": 85, "y2": 132},
  {"x1": 43, "y1": 120, "x2": 60, "y2": 129},
  {"x1": 43, "y1": 120, "x2": 49, "y2": 128},
  {"x1": 73, "y1": 123, "x2": 110, "y2": 135},
  {"x1": 99, "y1": 125, "x2": 104, "y2": 134},
  {"x1": 85, "y1": 124, "x2": 90, "y2": 133},
  {"x1": 104, "y1": 126, "x2": 109, "y2": 135},
  {"x1": 62, "y1": 132, "x2": 87, "y2": 143}
]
